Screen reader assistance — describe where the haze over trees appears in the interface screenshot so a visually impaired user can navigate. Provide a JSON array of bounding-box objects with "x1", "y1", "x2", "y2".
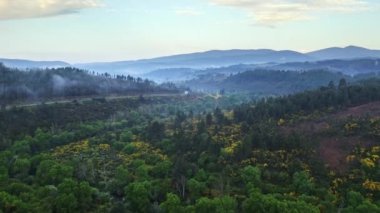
[
  {"x1": 181, "y1": 69, "x2": 380, "y2": 95},
  {"x1": 0, "y1": 63, "x2": 179, "y2": 108}
]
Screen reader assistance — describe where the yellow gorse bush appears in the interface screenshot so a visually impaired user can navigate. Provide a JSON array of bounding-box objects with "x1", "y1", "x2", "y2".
[
  {"x1": 363, "y1": 179, "x2": 380, "y2": 191},
  {"x1": 360, "y1": 158, "x2": 376, "y2": 168}
]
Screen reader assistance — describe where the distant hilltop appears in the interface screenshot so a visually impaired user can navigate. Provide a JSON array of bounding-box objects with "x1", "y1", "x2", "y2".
[{"x1": 2, "y1": 45, "x2": 380, "y2": 74}]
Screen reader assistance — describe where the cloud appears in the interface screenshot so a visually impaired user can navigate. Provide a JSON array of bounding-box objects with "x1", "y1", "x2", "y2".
[
  {"x1": 210, "y1": 0, "x2": 369, "y2": 26},
  {"x1": 0, "y1": 0, "x2": 102, "y2": 20},
  {"x1": 175, "y1": 8, "x2": 202, "y2": 16}
]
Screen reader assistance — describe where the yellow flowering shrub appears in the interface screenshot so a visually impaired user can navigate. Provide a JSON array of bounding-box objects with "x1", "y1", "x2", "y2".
[
  {"x1": 346, "y1": 155, "x2": 356, "y2": 162},
  {"x1": 277, "y1": 118, "x2": 286, "y2": 126},
  {"x1": 53, "y1": 140, "x2": 90, "y2": 157},
  {"x1": 360, "y1": 158, "x2": 375, "y2": 168},
  {"x1": 99, "y1": 144, "x2": 111, "y2": 152},
  {"x1": 372, "y1": 146, "x2": 380, "y2": 153},
  {"x1": 363, "y1": 179, "x2": 380, "y2": 191},
  {"x1": 344, "y1": 122, "x2": 359, "y2": 133}
]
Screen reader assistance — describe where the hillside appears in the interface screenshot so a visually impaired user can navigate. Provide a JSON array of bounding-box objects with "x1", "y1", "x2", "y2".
[
  {"x1": 143, "y1": 58, "x2": 380, "y2": 83},
  {"x1": 76, "y1": 49, "x2": 311, "y2": 74},
  {"x1": 0, "y1": 64, "x2": 179, "y2": 108},
  {"x1": 4, "y1": 0, "x2": 380, "y2": 211},
  {"x1": 3, "y1": 46, "x2": 380, "y2": 76},
  {"x1": 271, "y1": 58, "x2": 380, "y2": 75},
  {"x1": 182, "y1": 69, "x2": 354, "y2": 94},
  {"x1": 1, "y1": 79, "x2": 380, "y2": 212},
  {"x1": 143, "y1": 68, "x2": 198, "y2": 82},
  {"x1": 75, "y1": 46, "x2": 380, "y2": 75},
  {"x1": 307, "y1": 46, "x2": 380, "y2": 60},
  {"x1": 142, "y1": 64, "x2": 263, "y2": 83},
  {"x1": 0, "y1": 58, "x2": 70, "y2": 69},
  {"x1": 281, "y1": 100, "x2": 380, "y2": 170}
]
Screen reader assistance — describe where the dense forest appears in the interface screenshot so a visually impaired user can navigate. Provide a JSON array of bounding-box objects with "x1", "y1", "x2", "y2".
[
  {"x1": 144, "y1": 58, "x2": 380, "y2": 83},
  {"x1": 271, "y1": 58, "x2": 380, "y2": 75},
  {"x1": 0, "y1": 64, "x2": 179, "y2": 108},
  {"x1": 1, "y1": 76, "x2": 380, "y2": 212},
  {"x1": 182, "y1": 69, "x2": 357, "y2": 94}
]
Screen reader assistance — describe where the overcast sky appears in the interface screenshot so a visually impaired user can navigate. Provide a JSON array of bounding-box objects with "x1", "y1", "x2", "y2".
[{"x1": 0, "y1": 0, "x2": 379, "y2": 63}]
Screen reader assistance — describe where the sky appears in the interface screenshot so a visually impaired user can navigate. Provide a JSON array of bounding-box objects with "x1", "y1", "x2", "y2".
[{"x1": 0, "y1": 0, "x2": 380, "y2": 63}]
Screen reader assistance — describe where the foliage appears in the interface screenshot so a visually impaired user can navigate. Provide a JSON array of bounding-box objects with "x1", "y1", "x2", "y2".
[
  {"x1": 0, "y1": 63, "x2": 179, "y2": 107},
  {"x1": 1, "y1": 79, "x2": 380, "y2": 212}
]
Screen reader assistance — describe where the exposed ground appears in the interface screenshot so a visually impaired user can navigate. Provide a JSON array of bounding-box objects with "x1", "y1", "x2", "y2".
[
  {"x1": 282, "y1": 101, "x2": 380, "y2": 172},
  {"x1": 334, "y1": 101, "x2": 380, "y2": 119}
]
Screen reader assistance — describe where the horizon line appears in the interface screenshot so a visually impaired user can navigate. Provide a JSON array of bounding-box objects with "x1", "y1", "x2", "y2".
[{"x1": 0, "y1": 45, "x2": 377, "y2": 64}]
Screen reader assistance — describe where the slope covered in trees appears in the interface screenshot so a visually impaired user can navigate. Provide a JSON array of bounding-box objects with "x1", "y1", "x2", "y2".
[
  {"x1": 0, "y1": 63, "x2": 179, "y2": 108},
  {"x1": 0, "y1": 78, "x2": 380, "y2": 212},
  {"x1": 271, "y1": 58, "x2": 380, "y2": 75},
  {"x1": 184, "y1": 69, "x2": 354, "y2": 94}
]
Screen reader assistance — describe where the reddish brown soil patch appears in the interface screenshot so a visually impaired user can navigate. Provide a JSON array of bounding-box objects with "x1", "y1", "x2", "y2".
[
  {"x1": 335, "y1": 101, "x2": 380, "y2": 119},
  {"x1": 282, "y1": 101, "x2": 380, "y2": 135},
  {"x1": 319, "y1": 138, "x2": 342, "y2": 168},
  {"x1": 318, "y1": 137, "x2": 355, "y2": 172},
  {"x1": 281, "y1": 102, "x2": 380, "y2": 173},
  {"x1": 318, "y1": 137, "x2": 375, "y2": 173}
]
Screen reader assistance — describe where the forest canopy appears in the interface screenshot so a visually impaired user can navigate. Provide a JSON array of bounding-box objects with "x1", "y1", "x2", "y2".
[
  {"x1": 0, "y1": 63, "x2": 179, "y2": 108},
  {"x1": 0, "y1": 76, "x2": 380, "y2": 212}
]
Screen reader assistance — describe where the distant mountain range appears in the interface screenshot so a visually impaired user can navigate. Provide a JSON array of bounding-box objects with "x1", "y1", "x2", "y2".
[
  {"x1": 1, "y1": 45, "x2": 380, "y2": 75},
  {"x1": 308, "y1": 46, "x2": 380, "y2": 60},
  {"x1": 144, "y1": 58, "x2": 380, "y2": 83},
  {"x1": 74, "y1": 49, "x2": 311, "y2": 75},
  {"x1": 0, "y1": 58, "x2": 70, "y2": 69},
  {"x1": 75, "y1": 46, "x2": 380, "y2": 74},
  {"x1": 181, "y1": 69, "x2": 380, "y2": 94},
  {"x1": 268, "y1": 58, "x2": 380, "y2": 75}
]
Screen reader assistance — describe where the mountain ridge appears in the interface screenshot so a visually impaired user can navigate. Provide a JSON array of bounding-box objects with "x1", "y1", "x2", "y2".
[
  {"x1": 74, "y1": 49, "x2": 312, "y2": 74},
  {"x1": 306, "y1": 45, "x2": 380, "y2": 60},
  {"x1": 0, "y1": 58, "x2": 70, "y2": 69},
  {"x1": 2, "y1": 45, "x2": 380, "y2": 74}
]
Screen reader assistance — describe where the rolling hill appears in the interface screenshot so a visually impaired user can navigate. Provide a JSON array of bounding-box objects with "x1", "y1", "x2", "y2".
[
  {"x1": 75, "y1": 49, "x2": 312, "y2": 74},
  {"x1": 0, "y1": 64, "x2": 179, "y2": 108},
  {"x1": 306, "y1": 45, "x2": 380, "y2": 60},
  {"x1": 144, "y1": 58, "x2": 380, "y2": 83},
  {"x1": 270, "y1": 58, "x2": 380, "y2": 75},
  {"x1": 2, "y1": 46, "x2": 380, "y2": 76},
  {"x1": 0, "y1": 58, "x2": 70, "y2": 69},
  {"x1": 181, "y1": 70, "x2": 353, "y2": 94},
  {"x1": 76, "y1": 46, "x2": 380, "y2": 75}
]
